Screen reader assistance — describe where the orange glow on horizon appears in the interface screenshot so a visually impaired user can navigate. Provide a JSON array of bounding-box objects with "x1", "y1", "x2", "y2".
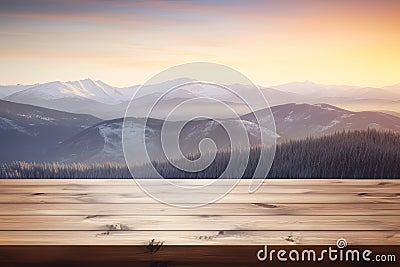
[{"x1": 0, "y1": 0, "x2": 399, "y2": 88}]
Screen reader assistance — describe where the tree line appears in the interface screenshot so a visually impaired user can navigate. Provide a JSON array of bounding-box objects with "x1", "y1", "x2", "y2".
[{"x1": 1, "y1": 129, "x2": 399, "y2": 178}]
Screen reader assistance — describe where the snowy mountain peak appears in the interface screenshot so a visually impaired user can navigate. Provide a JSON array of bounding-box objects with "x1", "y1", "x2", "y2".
[{"x1": 5, "y1": 79, "x2": 129, "y2": 105}]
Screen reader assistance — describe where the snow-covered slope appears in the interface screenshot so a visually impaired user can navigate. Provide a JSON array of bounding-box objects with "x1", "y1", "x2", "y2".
[
  {"x1": 3, "y1": 99, "x2": 399, "y2": 164},
  {"x1": 3, "y1": 78, "x2": 303, "y2": 120},
  {"x1": 0, "y1": 100, "x2": 101, "y2": 162},
  {"x1": 55, "y1": 103, "x2": 400, "y2": 164},
  {"x1": 3, "y1": 79, "x2": 140, "y2": 119},
  {"x1": 5, "y1": 79, "x2": 130, "y2": 105},
  {"x1": 52, "y1": 116, "x2": 277, "y2": 164},
  {"x1": 4, "y1": 78, "x2": 400, "y2": 120},
  {"x1": 0, "y1": 84, "x2": 34, "y2": 98},
  {"x1": 52, "y1": 118, "x2": 162, "y2": 163},
  {"x1": 242, "y1": 103, "x2": 400, "y2": 139}
]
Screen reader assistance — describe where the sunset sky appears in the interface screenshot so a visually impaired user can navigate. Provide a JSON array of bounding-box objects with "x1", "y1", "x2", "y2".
[{"x1": 0, "y1": 0, "x2": 399, "y2": 87}]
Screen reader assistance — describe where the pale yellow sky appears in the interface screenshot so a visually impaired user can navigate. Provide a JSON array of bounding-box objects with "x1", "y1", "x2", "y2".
[{"x1": 0, "y1": 0, "x2": 399, "y2": 87}]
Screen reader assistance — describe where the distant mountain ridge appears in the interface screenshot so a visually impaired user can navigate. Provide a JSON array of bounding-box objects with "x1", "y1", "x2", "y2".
[
  {"x1": 3, "y1": 79, "x2": 400, "y2": 119},
  {"x1": 4, "y1": 79, "x2": 134, "y2": 104},
  {"x1": 271, "y1": 80, "x2": 400, "y2": 100},
  {"x1": 243, "y1": 103, "x2": 400, "y2": 139}
]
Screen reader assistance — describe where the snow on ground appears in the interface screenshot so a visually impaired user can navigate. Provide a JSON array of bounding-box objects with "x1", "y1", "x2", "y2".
[
  {"x1": 340, "y1": 114, "x2": 355, "y2": 119},
  {"x1": 313, "y1": 104, "x2": 337, "y2": 111},
  {"x1": 242, "y1": 120, "x2": 279, "y2": 138},
  {"x1": 284, "y1": 111, "x2": 295, "y2": 122},
  {"x1": 0, "y1": 117, "x2": 32, "y2": 135},
  {"x1": 95, "y1": 122, "x2": 158, "y2": 163},
  {"x1": 17, "y1": 113, "x2": 55, "y2": 122},
  {"x1": 320, "y1": 120, "x2": 341, "y2": 132},
  {"x1": 284, "y1": 115, "x2": 294, "y2": 122},
  {"x1": 367, "y1": 123, "x2": 381, "y2": 129}
]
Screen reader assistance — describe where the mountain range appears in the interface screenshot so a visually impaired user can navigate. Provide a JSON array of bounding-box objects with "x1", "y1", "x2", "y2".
[
  {"x1": 1, "y1": 78, "x2": 400, "y2": 164},
  {"x1": 2, "y1": 79, "x2": 400, "y2": 119},
  {"x1": 1, "y1": 99, "x2": 398, "y2": 163}
]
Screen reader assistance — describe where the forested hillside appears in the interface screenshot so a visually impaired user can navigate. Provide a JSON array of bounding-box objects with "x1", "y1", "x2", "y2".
[{"x1": 1, "y1": 129, "x2": 399, "y2": 178}]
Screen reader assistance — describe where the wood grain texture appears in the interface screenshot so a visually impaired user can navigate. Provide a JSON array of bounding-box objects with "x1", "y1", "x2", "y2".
[
  {"x1": 0, "y1": 179, "x2": 399, "y2": 246},
  {"x1": 0, "y1": 215, "x2": 399, "y2": 231},
  {"x1": 0, "y1": 203, "x2": 398, "y2": 216},
  {"x1": 0, "y1": 231, "x2": 399, "y2": 245}
]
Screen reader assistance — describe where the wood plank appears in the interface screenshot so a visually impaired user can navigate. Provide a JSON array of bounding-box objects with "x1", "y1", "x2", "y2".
[
  {"x1": 0, "y1": 179, "x2": 398, "y2": 247},
  {"x1": 0, "y1": 231, "x2": 398, "y2": 245},
  {"x1": 0, "y1": 215, "x2": 398, "y2": 231},
  {"x1": 0, "y1": 192, "x2": 398, "y2": 204},
  {"x1": 1, "y1": 184, "x2": 399, "y2": 194},
  {"x1": 0, "y1": 203, "x2": 398, "y2": 216}
]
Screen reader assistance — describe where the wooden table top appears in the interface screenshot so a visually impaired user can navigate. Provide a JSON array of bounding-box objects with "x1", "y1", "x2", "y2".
[{"x1": 0, "y1": 179, "x2": 399, "y2": 246}]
